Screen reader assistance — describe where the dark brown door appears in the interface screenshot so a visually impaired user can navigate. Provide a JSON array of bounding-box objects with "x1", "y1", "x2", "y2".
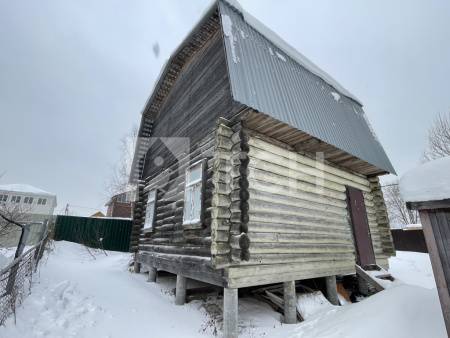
[{"x1": 346, "y1": 186, "x2": 376, "y2": 267}]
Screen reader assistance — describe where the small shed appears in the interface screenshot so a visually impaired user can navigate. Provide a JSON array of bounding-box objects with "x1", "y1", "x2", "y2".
[{"x1": 400, "y1": 156, "x2": 450, "y2": 336}]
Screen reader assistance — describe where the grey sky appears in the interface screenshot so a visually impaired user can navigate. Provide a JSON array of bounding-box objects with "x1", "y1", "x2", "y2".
[{"x1": 1, "y1": 0, "x2": 449, "y2": 215}]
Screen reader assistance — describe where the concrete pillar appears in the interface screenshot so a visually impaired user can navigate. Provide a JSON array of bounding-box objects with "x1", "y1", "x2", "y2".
[
  {"x1": 175, "y1": 275, "x2": 187, "y2": 305},
  {"x1": 325, "y1": 276, "x2": 340, "y2": 306},
  {"x1": 147, "y1": 267, "x2": 157, "y2": 283},
  {"x1": 283, "y1": 281, "x2": 297, "y2": 324},
  {"x1": 223, "y1": 288, "x2": 238, "y2": 338}
]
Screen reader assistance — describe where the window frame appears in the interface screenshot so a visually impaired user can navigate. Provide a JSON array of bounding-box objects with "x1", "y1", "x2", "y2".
[
  {"x1": 182, "y1": 159, "x2": 206, "y2": 226},
  {"x1": 143, "y1": 189, "x2": 157, "y2": 231},
  {"x1": 11, "y1": 195, "x2": 21, "y2": 203},
  {"x1": 0, "y1": 194, "x2": 8, "y2": 202},
  {"x1": 37, "y1": 198, "x2": 47, "y2": 205},
  {"x1": 24, "y1": 197, "x2": 34, "y2": 204}
]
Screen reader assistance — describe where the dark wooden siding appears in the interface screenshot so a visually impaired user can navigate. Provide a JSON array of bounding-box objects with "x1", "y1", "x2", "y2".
[
  {"x1": 136, "y1": 31, "x2": 242, "y2": 280},
  {"x1": 419, "y1": 208, "x2": 450, "y2": 335},
  {"x1": 142, "y1": 31, "x2": 236, "y2": 180},
  {"x1": 391, "y1": 229, "x2": 428, "y2": 253}
]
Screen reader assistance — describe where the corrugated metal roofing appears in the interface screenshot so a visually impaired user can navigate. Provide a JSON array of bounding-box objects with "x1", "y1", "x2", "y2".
[{"x1": 219, "y1": 1, "x2": 396, "y2": 174}]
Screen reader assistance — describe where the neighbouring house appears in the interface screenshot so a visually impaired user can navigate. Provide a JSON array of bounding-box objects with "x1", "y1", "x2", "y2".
[
  {"x1": 129, "y1": 1, "x2": 395, "y2": 336},
  {"x1": 0, "y1": 184, "x2": 57, "y2": 247},
  {"x1": 105, "y1": 189, "x2": 135, "y2": 219},
  {"x1": 90, "y1": 211, "x2": 106, "y2": 218},
  {"x1": 400, "y1": 156, "x2": 450, "y2": 336}
]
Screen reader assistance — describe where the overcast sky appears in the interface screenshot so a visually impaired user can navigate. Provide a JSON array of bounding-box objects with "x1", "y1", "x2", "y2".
[{"x1": 1, "y1": 0, "x2": 449, "y2": 216}]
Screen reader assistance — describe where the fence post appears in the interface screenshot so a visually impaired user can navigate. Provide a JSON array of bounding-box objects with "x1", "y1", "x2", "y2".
[{"x1": 6, "y1": 225, "x2": 31, "y2": 295}]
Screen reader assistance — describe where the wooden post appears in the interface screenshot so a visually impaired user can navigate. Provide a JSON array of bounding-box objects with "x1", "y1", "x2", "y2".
[
  {"x1": 147, "y1": 267, "x2": 157, "y2": 283},
  {"x1": 325, "y1": 276, "x2": 340, "y2": 305},
  {"x1": 283, "y1": 281, "x2": 297, "y2": 324},
  {"x1": 175, "y1": 275, "x2": 187, "y2": 305},
  {"x1": 223, "y1": 288, "x2": 238, "y2": 338},
  {"x1": 133, "y1": 252, "x2": 141, "y2": 273},
  {"x1": 133, "y1": 261, "x2": 141, "y2": 273},
  {"x1": 420, "y1": 210, "x2": 450, "y2": 335}
]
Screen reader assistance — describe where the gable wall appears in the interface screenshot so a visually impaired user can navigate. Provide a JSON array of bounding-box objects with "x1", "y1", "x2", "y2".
[{"x1": 142, "y1": 31, "x2": 237, "y2": 180}]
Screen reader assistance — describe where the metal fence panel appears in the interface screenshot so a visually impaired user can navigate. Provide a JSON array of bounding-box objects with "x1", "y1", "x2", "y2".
[
  {"x1": 54, "y1": 216, "x2": 132, "y2": 252},
  {"x1": 0, "y1": 238, "x2": 47, "y2": 325}
]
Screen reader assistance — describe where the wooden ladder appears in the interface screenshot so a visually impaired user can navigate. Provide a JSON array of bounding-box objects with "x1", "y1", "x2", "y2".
[{"x1": 355, "y1": 264, "x2": 395, "y2": 292}]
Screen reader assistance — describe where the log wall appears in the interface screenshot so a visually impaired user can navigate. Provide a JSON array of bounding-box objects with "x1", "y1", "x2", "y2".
[{"x1": 225, "y1": 131, "x2": 394, "y2": 287}]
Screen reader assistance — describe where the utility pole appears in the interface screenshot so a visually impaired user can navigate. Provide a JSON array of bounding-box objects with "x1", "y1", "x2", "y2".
[{"x1": 64, "y1": 203, "x2": 69, "y2": 215}]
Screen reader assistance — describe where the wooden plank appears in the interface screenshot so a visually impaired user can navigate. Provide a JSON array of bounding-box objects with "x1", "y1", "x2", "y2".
[
  {"x1": 347, "y1": 187, "x2": 376, "y2": 267},
  {"x1": 420, "y1": 210, "x2": 450, "y2": 335}
]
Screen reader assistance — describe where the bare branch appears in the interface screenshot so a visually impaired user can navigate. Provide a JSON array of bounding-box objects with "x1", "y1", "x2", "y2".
[
  {"x1": 105, "y1": 125, "x2": 138, "y2": 198},
  {"x1": 423, "y1": 112, "x2": 450, "y2": 161},
  {"x1": 382, "y1": 182, "x2": 419, "y2": 227},
  {"x1": 0, "y1": 213, "x2": 24, "y2": 229}
]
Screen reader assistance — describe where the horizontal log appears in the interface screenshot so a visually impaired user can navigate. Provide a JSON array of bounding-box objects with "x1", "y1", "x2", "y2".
[
  {"x1": 248, "y1": 178, "x2": 345, "y2": 209},
  {"x1": 248, "y1": 242, "x2": 354, "y2": 254},
  {"x1": 247, "y1": 136, "x2": 369, "y2": 186},
  {"x1": 247, "y1": 187, "x2": 346, "y2": 216},
  {"x1": 247, "y1": 231, "x2": 352, "y2": 244},
  {"x1": 248, "y1": 210, "x2": 350, "y2": 229},
  {"x1": 139, "y1": 244, "x2": 211, "y2": 257},
  {"x1": 247, "y1": 165, "x2": 346, "y2": 200},
  {"x1": 227, "y1": 264, "x2": 356, "y2": 288},
  {"x1": 228, "y1": 259, "x2": 355, "y2": 279},
  {"x1": 248, "y1": 198, "x2": 347, "y2": 221}
]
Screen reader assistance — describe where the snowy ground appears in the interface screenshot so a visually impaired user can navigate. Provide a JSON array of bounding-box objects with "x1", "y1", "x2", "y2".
[{"x1": 1, "y1": 242, "x2": 446, "y2": 338}]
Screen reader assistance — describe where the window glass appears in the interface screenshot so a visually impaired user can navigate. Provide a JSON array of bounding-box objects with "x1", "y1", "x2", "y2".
[
  {"x1": 183, "y1": 161, "x2": 203, "y2": 225},
  {"x1": 187, "y1": 163, "x2": 202, "y2": 184},
  {"x1": 143, "y1": 190, "x2": 156, "y2": 230},
  {"x1": 24, "y1": 197, "x2": 33, "y2": 204}
]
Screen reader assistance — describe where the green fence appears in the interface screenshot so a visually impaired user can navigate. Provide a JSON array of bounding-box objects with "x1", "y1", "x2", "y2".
[{"x1": 54, "y1": 215, "x2": 132, "y2": 252}]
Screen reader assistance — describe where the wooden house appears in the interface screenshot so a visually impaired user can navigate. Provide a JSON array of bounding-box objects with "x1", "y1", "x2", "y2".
[{"x1": 129, "y1": 1, "x2": 395, "y2": 336}]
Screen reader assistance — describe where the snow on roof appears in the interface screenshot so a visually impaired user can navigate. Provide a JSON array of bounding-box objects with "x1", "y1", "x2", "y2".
[
  {"x1": 400, "y1": 156, "x2": 450, "y2": 203},
  {"x1": 222, "y1": 0, "x2": 362, "y2": 105},
  {"x1": 0, "y1": 184, "x2": 56, "y2": 197}
]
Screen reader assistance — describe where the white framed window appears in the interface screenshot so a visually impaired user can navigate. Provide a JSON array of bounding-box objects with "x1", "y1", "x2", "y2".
[
  {"x1": 38, "y1": 198, "x2": 47, "y2": 205},
  {"x1": 183, "y1": 160, "x2": 204, "y2": 225},
  {"x1": 0, "y1": 194, "x2": 8, "y2": 203},
  {"x1": 143, "y1": 190, "x2": 157, "y2": 230}
]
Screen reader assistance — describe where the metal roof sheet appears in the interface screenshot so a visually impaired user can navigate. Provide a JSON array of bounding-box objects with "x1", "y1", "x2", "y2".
[{"x1": 219, "y1": 1, "x2": 396, "y2": 174}]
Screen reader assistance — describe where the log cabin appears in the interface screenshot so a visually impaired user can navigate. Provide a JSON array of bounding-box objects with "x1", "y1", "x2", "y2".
[{"x1": 129, "y1": 1, "x2": 396, "y2": 336}]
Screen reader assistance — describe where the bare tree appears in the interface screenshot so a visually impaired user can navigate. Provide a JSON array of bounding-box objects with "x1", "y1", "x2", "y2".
[
  {"x1": 106, "y1": 124, "x2": 139, "y2": 198},
  {"x1": 0, "y1": 202, "x2": 31, "y2": 240},
  {"x1": 423, "y1": 112, "x2": 450, "y2": 161},
  {"x1": 383, "y1": 182, "x2": 419, "y2": 227}
]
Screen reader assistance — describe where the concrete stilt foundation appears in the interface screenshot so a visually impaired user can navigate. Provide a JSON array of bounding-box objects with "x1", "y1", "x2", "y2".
[
  {"x1": 223, "y1": 288, "x2": 238, "y2": 338},
  {"x1": 175, "y1": 275, "x2": 187, "y2": 305},
  {"x1": 283, "y1": 281, "x2": 297, "y2": 324}
]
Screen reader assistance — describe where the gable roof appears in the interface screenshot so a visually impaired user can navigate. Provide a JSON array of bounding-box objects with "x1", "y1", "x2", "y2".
[
  {"x1": 132, "y1": 0, "x2": 395, "y2": 181},
  {"x1": 219, "y1": 0, "x2": 395, "y2": 175}
]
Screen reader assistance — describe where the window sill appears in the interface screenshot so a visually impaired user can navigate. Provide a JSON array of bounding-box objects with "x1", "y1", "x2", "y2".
[{"x1": 182, "y1": 221, "x2": 202, "y2": 229}]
